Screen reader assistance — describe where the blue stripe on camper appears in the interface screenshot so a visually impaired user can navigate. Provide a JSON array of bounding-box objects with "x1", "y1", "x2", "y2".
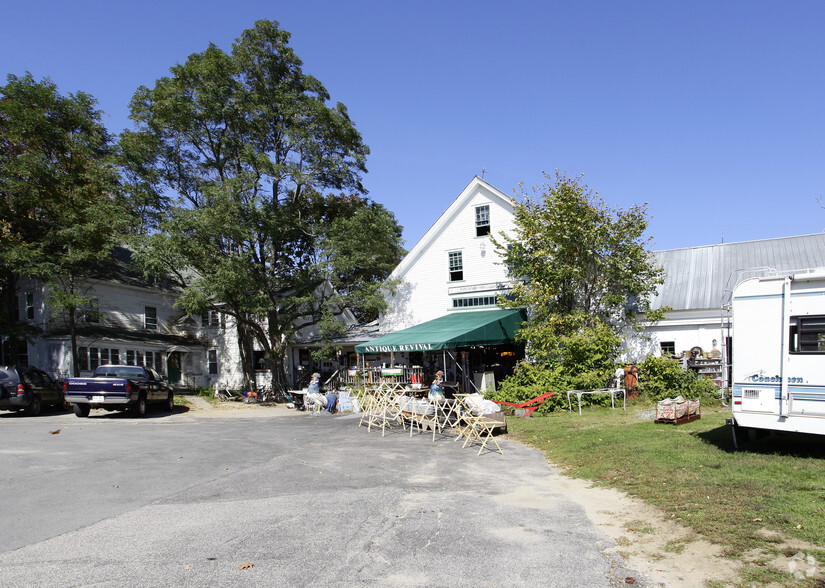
[{"x1": 733, "y1": 384, "x2": 825, "y2": 399}]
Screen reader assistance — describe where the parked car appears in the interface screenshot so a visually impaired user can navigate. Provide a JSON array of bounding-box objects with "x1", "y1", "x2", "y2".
[
  {"x1": 0, "y1": 365, "x2": 68, "y2": 416},
  {"x1": 64, "y1": 365, "x2": 174, "y2": 417}
]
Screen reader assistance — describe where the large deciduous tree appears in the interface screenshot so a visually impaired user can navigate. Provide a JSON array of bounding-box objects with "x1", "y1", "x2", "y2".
[
  {"x1": 494, "y1": 171, "x2": 665, "y2": 389},
  {"x1": 124, "y1": 20, "x2": 404, "y2": 385},
  {"x1": 0, "y1": 73, "x2": 127, "y2": 374}
]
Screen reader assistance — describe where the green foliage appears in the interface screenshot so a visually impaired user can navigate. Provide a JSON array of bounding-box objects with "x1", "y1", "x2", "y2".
[
  {"x1": 637, "y1": 355, "x2": 720, "y2": 401},
  {"x1": 491, "y1": 360, "x2": 617, "y2": 413},
  {"x1": 493, "y1": 171, "x2": 664, "y2": 382},
  {"x1": 490, "y1": 172, "x2": 664, "y2": 399},
  {"x1": 492, "y1": 362, "x2": 570, "y2": 413},
  {"x1": 0, "y1": 73, "x2": 128, "y2": 374},
  {"x1": 124, "y1": 21, "x2": 404, "y2": 382}
]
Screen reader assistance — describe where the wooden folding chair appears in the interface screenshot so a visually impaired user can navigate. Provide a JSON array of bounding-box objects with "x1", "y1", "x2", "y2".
[
  {"x1": 430, "y1": 397, "x2": 461, "y2": 441},
  {"x1": 370, "y1": 390, "x2": 402, "y2": 437},
  {"x1": 402, "y1": 396, "x2": 435, "y2": 437},
  {"x1": 453, "y1": 395, "x2": 504, "y2": 455},
  {"x1": 357, "y1": 387, "x2": 379, "y2": 428}
]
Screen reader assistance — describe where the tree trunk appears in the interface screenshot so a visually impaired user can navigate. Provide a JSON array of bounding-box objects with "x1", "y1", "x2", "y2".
[
  {"x1": 266, "y1": 309, "x2": 289, "y2": 387},
  {"x1": 235, "y1": 313, "x2": 257, "y2": 390},
  {"x1": 69, "y1": 307, "x2": 79, "y2": 377}
]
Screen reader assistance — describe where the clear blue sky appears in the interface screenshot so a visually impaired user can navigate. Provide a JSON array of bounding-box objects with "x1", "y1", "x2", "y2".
[{"x1": 3, "y1": 1, "x2": 824, "y2": 252}]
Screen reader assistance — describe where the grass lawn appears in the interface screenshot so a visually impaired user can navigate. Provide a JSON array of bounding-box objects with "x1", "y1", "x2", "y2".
[{"x1": 506, "y1": 403, "x2": 825, "y2": 585}]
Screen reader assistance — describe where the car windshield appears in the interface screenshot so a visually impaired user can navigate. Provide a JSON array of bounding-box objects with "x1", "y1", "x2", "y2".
[{"x1": 94, "y1": 367, "x2": 145, "y2": 379}]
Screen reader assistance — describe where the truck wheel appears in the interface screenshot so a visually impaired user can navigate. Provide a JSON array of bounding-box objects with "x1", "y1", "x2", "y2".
[
  {"x1": 166, "y1": 393, "x2": 175, "y2": 413},
  {"x1": 25, "y1": 395, "x2": 42, "y2": 417},
  {"x1": 133, "y1": 393, "x2": 147, "y2": 417},
  {"x1": 74, "y1": 403, "x2": 91, "y2": 418}
]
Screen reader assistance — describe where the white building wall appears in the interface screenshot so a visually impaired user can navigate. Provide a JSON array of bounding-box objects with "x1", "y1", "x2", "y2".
[
  {"x1": 624, "y1": 309, "x2": 730, "y2": 362},
  {"x1": 9, "y1": 277, "x2": 214, "y2": 386},
  {"x1": 382, "y1": 178, "x2": 516, "y2": 332}
]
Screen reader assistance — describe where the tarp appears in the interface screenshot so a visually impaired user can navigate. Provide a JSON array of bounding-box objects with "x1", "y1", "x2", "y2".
[{"x1": 355, "y1": 309, "x2": 526, "y2": 354}]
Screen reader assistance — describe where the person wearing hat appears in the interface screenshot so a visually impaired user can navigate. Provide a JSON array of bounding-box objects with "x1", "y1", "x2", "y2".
[
  {"x1": 306, "y1": 372, "x2": 326, "y2": 411},
  {"x1": 428, "y1": 370, "x2": 446, "y2": 401}
]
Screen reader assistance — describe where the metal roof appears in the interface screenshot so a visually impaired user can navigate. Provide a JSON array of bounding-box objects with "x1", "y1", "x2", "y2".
[{"x1": 651, "y1": 233, "x2": 825, "y2": 311}]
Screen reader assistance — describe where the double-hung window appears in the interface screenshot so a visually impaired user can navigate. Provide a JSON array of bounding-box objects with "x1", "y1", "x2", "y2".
[
  {"x1": 202, "y1": 309, "x2": 222, "y2": 328},
  {"x1": 83, "y1": 298, "x2": 100, "y2": 323},
  {"x1": 25, "y1": 292, "x2": 34, "y2": 320},
  {"x1": 208, "y1": 350, "x2": 219, "y2": 375},
  {"x1": 78, "y1": 347, "x2": 89, "y2": 371},
  {"x1": 475, "y1": 205, "x2": 490, "y2": 236},
  {"x1": 145, "y1": 306, "x2": 158, "y2": 331},
  {"x1": 448, "y1": 251, "x2": 463, "y2": 282}
]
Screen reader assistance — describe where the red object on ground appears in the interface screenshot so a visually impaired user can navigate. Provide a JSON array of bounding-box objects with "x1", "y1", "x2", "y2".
[{"x1": 492, "y1": 391, "x2": 558, "y2": 418}]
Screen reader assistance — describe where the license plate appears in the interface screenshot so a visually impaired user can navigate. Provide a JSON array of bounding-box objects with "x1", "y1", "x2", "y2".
[{"x1": 92, "y1": 395, "x2": 105, "y2": 403}]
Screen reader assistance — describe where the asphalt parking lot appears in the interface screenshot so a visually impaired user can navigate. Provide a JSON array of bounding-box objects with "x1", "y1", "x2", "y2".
[{"x1": 0, "y1": 405, "x2": 646, "y2": 587}]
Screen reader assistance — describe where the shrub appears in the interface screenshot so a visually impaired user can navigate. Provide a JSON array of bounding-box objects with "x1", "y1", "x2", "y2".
[
  {"x1": 490, "y1": 361, "x2": 619, "y2": 414},
  {"x1": 637, "y1": 355, "x2": 719, "y2": 402}
]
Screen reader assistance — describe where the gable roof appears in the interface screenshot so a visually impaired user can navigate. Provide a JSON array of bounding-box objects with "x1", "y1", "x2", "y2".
[
  {"x1": 89, "y1": 246, "x2": 178, "y2": 291},
  {"x1": 652, "y1": 233, "x2": 825, "y2": 312},
  {"x1": 390, "y1": 176, "x2": 514, "y2": 280}
]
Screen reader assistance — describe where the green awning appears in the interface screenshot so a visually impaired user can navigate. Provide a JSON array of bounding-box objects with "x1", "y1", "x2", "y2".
[{"x1": 355, "y1": 309, "x2": 526, "y2": 354}]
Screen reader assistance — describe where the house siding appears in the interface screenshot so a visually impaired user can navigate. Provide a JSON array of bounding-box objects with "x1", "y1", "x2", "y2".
[{"x1": 381, "y1": 178, "x2": 516, "y2": 333}]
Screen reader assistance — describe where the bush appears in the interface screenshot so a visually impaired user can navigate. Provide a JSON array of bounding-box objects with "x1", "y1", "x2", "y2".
[
  {"x1": 637, "y1": 355, "x2": 719, "y2": 402},
  {"x1": 490, "y1": 361, "x2": 618, "y2": 414}
]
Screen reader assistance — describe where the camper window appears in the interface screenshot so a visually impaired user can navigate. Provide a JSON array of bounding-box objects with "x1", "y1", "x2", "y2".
[{"x1": 789, "y1": 315, "x2": 825, "y2": 353}]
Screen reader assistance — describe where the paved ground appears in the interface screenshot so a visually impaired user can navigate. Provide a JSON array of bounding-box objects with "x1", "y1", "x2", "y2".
[{"x1": 0, "y1": 403, "x2": 647, "y2": 587}]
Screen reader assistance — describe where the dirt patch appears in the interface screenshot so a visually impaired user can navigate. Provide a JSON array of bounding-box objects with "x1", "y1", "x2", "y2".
[
  {"x1": 551, "y1": 474, "x2": 824, "y2": 586},
  {"x1": 549, "y1": 475, "x2": 737, "y2": 586},
  {"x1": 182, "y1": 396, "x2": 296, "y2": 416}
]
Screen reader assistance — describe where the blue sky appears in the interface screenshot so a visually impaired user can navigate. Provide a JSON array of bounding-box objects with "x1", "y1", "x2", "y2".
[{"x1": 3, "y1": 1, "x2": 824, "y2": 251}]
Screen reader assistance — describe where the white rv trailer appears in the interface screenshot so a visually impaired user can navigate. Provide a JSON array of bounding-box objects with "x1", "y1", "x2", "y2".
[{"x1": 729, "y1": 270, "x2": 825, "y2": 447}]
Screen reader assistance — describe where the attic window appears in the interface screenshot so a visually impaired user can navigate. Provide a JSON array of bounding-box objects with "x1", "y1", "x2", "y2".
[{"x1": 475, "y1": 205, "x2": 490, "y2": 236}]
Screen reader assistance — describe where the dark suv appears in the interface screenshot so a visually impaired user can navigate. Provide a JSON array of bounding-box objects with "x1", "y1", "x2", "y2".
[{"x1": 0, "y1": 365, "x2": 67, "y2": 416}]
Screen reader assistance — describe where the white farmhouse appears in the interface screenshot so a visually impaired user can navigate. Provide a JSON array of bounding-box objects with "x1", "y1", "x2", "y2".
[
  {"x1": 3, "y1": 247, "x2": 213, "y2": 387},
  {"x1": 352, "y1": 176, "x2": 524, "y2": 391}
]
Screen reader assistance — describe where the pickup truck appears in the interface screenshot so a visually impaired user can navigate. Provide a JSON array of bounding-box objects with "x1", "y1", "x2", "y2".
[{"x1": 64, "y1": 365, "x2": 174, "y2": 418}]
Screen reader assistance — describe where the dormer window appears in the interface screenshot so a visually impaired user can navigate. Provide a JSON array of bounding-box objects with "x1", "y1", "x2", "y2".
[
  {"x1": 475, "y1": 205, "x2": 490, "y2": 237},
  {"x1": 448, "y1": 251, "x2": 463, "y2": 282}
]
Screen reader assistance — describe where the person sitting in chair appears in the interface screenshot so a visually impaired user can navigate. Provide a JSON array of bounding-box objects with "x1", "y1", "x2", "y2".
[
  {"x1": 428, "y1": 370, "x2": 446, "y2": 401},
  {"x1": 306, "y1": 373, "x2": 326, "y2": 411}
]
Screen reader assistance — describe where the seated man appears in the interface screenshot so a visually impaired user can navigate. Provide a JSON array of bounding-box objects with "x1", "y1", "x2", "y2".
[{"x1": 306, "y1": 373, "x2": 326, "y2": 411}]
